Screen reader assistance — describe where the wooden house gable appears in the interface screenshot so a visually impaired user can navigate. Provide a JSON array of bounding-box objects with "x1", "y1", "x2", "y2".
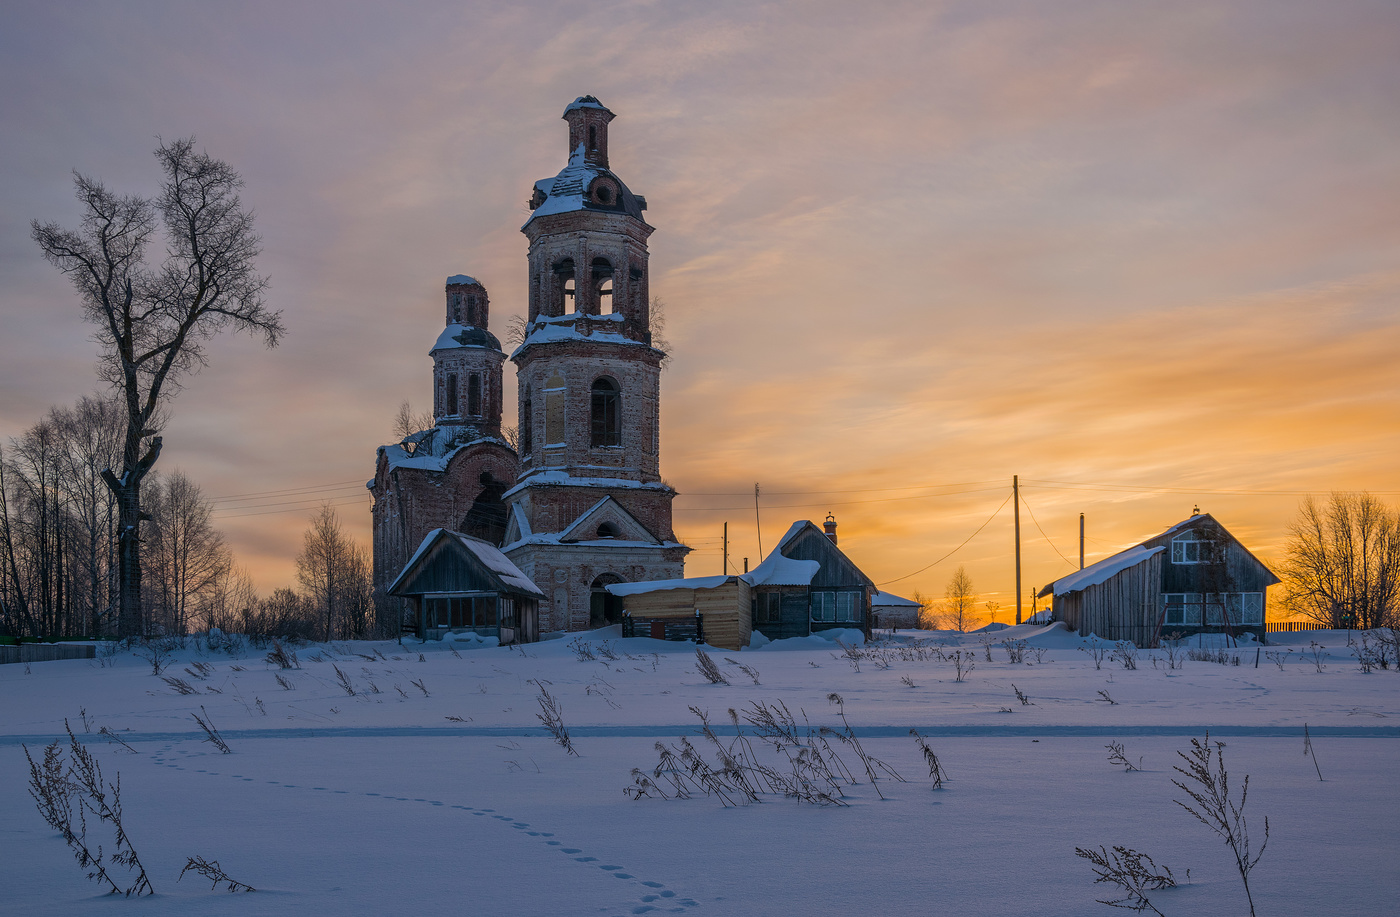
[
  {"x1": 776, "y1": 523, "x2": 876, "y2": 590},
  {"x1": 1138, "y1": 514, "x2": 1280, "y2": 594},
  {"x1": 390, "y1": 531, "x2": 536, "y2": 598}
]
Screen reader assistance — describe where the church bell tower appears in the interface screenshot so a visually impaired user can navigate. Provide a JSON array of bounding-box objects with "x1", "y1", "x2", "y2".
[{"x1": 502, "y1": 96, "x2": 688, "y2": 632}]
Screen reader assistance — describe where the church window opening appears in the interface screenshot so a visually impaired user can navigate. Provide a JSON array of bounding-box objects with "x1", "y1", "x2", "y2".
[
  {"x1": 445, "y1": 373, "x2": 458, "y2": 415},
  {"x1": 467, "y1": 374, "x2": 481, "y2": 417},
  {"x1": 596, "y1": 521, "x2": 620, "y2": 539},
  {"x1": 466, "y1": 294, "x2": 478, "y2": 326},
  {"x1": 591, "y1": 377, "x2": 620, "y2": 447},
  {"x1": 450, "y1": 292, "x2": 462, "y2": 323},
  {"x1": 588, "y1": 125, "x2": 597, "y2": 151},
  {"x1": 555, "y1": 258, "x2": 576, "y2": 313},
  {"x1": 592, "y1": 257, "x2": 614, "y2": 314},
  {"x1": 521, "y1": 387, "x2": 534, "y2": 454}
]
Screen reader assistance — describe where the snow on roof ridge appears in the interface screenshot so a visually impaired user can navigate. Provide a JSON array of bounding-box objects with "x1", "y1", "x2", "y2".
[
  {"x1": 1050, "y1": 545, "x2": 1165, "y2": 597},
  {"x1": 741, "y1": 552, "x2": 821, "y2": 587},
  {"x1": 445, "y1": 274, "x2": 479, "y2": 286},
  {"x1": 606, "y1": 575, "x2": 731, "y2": 597}
]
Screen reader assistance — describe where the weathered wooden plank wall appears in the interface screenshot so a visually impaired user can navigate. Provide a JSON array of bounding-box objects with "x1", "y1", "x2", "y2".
[{"x1": 618, "y1": 579, "x2": 752, "y2": 650}]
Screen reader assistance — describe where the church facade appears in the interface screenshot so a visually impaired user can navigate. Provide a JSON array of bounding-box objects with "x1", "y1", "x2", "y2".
[{"x1": 370, "y1": 97, "x2": 688, "y2": 634}]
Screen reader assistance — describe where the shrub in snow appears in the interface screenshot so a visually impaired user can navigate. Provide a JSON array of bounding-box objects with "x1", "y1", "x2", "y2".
[
  {"x1": 533, "y1": 681, "x2": 577, "y2": 756},
  {"x1": 179, "y1": 856, "x2": 255, "y2": 892},
  {"x1": 695, "y1": 648, "x2": 729, "y2": 685},
  {"x1": 1173, "y1": 732, "x2": 1269, "y2": 917},
  {"x1": 1074, "y1": 845, "x2": 1176, "y2": 916},
  {"x1": 23, "y1": 721, "x2": 154, "y2": 896}
]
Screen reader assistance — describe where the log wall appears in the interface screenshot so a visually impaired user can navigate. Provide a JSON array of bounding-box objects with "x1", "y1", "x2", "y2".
[{"x1": 618, "y1": 578, "x2": 752, "y2": 651}]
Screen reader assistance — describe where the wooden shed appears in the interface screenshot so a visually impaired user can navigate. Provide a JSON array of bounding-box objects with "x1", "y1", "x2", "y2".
[
  {"x1": 607, "y1": 575, "x2": 752, "y2": 651},
  {"x1": 746, "y1": 518, "x2": 876, "y2": 642},
  {"x1": 389, "y1": 528, "x2": 543, "y2": 645},
  {"x1": 1037, "y1": 513, "x2": 1280, "y2": 646}
]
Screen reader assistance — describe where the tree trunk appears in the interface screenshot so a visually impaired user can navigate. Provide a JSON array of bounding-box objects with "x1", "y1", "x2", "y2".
[{"x1": 103, "y1": 436, "x2": 161, "y2": 638}]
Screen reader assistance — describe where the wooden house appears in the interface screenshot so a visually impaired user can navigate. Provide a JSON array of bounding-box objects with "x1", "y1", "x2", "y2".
[
  {"x1": 746, "y1": 517, "x2": 876, "y2": 642},
  {"x1": 605, "y1": 516, "x2": 876, "y2": 648},
  {"x1": 872, "y1": 591, "x2": 921, "y2": 630},
  {"x1": 1036, "y1": 513, "x2": 1279, "y2": 645},
  {"x1": 388, "y1": 529, "x2": 543, "y2": 644},
  {"x1": 608, "y1": 575, "x2": 752, "y2": 650}
]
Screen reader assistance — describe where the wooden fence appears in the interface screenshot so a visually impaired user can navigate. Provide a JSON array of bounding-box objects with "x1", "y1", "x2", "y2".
[
  {"x1": 1265, "y1": 621, "x2": 1347, "y2": 633},
  {"x1": 0, "y1": 643, "x2": 97, "y2": 665}
]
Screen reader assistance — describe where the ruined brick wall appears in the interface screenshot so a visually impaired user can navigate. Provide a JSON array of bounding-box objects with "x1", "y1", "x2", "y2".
[{"x1": 370, "y1": 441, "x2": 519, "y2": 622}]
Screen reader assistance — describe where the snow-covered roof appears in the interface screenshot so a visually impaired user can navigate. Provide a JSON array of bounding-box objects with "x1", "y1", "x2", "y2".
[
  {"x1": 509, "y1": 312, "x2": 652, "y2": 359},
  {"x1": 453, "y1": 533, "x2": 543, "y2": 596},
  {"x1": 388, "y1": 528, "x2": 543, "y2": 597},
  {"x1": 433, "y1": 323, "x2": 501, "y2": 353},
  {"x1": 502, "y1": 470, "x2": 673, "y2": 500},
  {"x1": 564, "y1": 95, "x2": 612, "y2": 115},
  {"x1": 502, "y1": 532, "x2": 685, "y2": 553},
  {"x1": 445, "y1": 274, "x2": 479, "y2": 287},
  {"x1": 1047, "y1": 546, "x2": 1166, "y2": 597},
  {"x1": 378, "y1": 428, "x2": 512, "y2": 474},
  {"x1": 605, "y1": 575, "x2": 731, "y2": 597},
  {"x1": 741, "y1": 552, "x2": 822, "y2": 587},
  {"x1": 872, "y1": 591, "x2": 919, "y2": 608},
  {"x1": 522, "y1": 145, "x2": 646, "y2": 230}
]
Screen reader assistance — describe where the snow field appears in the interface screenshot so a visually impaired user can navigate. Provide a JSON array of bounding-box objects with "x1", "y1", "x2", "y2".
[{"x1": 1, "y1": 625, "x2": 1397, "y2": 916}]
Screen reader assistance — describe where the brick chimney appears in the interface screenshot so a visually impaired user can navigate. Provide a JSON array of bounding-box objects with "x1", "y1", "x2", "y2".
[{"x1": 824, "y1": 513, "x2": 838, "y2": 545}]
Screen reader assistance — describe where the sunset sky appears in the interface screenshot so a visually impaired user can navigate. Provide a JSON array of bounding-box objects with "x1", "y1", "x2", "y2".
[{"x1": 3, "y1": 1, "x2": 1398, "y2": 616}]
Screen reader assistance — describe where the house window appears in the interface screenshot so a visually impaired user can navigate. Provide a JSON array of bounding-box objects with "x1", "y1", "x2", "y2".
[
  {"x1": 811, "y1": 591, "x2": 835, "y2": 623},
  {"x1": 836, "y1": 591, "x2": 859, "y2": 623},
  {"x1": 756, "y1": 592, "x2": 782, "y2": 624},
  {"x1": 1164, "y1": 592, "x2": 1263, "y2": 626},
  {"x1": 1163, "y1": 593, "x2": 1202, "y2": 626},
  {"x1": 1171, "y1": 532, "x2": 1213, "y2": 564},
  {"x1": 467, "y1": 374, "x2": 481, "y2": 417},
  {"x1": 591, "y1": 377, "x2": 620, "y2": 447},
  {"x1": 445, "y1": 374, "x2": 458, "y2": 415}
]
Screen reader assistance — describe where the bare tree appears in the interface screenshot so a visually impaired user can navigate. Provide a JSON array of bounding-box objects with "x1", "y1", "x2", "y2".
[
  {"x1": 296, "y1": 504, "x2": 372, "y2": 641},
  {"x1": 912, "y1": 589, "x2": 945, "y2": 630},
  {"x1": 943, "y1": 565, "x2": 977, "y2": 633},
  {"x1": 1282, "y1": 493, "x2": 1400, "y2": 630},
  {"x1": 143, "y1": 471, "x2": 231, "y2": 635},
  {"x1": 32, "y1": 138, "x2": 282, "y2": 637},
  {"x1": 392, "y1": 401, "x2": 435, "y2": 440}
]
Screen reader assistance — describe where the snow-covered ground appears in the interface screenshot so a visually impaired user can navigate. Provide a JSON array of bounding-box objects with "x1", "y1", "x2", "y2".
[{"x1": 2, "y1": 624, "x2": 1396, "y2": 916}]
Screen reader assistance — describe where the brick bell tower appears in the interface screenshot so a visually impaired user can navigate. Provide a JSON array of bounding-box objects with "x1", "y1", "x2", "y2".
[
  {"x1": 433, "y1": 275, "x2": 504, "y2": 436},
  {"x1": 502, "y1": 96, "x2": 688, "y2": 633}
]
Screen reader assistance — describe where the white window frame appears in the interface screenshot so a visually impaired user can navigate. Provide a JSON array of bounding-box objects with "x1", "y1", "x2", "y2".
[
  {"x1": 811, "y1": 591, "x2": 835, "y2": 623},
  {"x1": 1171, "y1": 533, "x2": 1211, "y2": 564}
]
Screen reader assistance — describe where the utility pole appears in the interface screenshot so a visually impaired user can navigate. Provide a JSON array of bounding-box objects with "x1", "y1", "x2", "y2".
[
  {"x1": 723, "y1": 522, "x2": 728, "y2": 576},
  {"x1": 1079, "y1": 513, "x2": 1085, "y2": 569},
  {"x1": 1014, "y1": 475, "x2": 1022, "y2": 626},
  {"x1": 754, "y1": 483, "x2": 763, "y2": 561}
]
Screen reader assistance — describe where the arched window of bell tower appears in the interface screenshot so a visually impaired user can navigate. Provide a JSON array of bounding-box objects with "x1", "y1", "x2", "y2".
[
  {"x1": 446, "y1": 374, "x2": 458, "y2": 416},
  {"x1": 592, "y1": 257, "x2": 614, "y2": 314},
  {"x1": 588, "y1": 125, "x2": 597, "y2": 152},
  {"x1": 450, "y1": 292, "x2": 462, "y2": 324},
  {"x1": 554, "y1": 258, "x2": 577, "y2": 314},
  {"x1": 591, "y1": 376, "x2": 621, "y2": 447},
  {"x1": 520, "y1": 386, "x2": 534, "y2": 455},
  {"x1": 466, "y1": 295, "x2": 478, "y2": 326}
]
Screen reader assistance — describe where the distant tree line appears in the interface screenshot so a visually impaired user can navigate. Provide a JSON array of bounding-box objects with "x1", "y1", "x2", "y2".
[{"x1": 1, "y1": 398, "x2": 379, "y2": 641}]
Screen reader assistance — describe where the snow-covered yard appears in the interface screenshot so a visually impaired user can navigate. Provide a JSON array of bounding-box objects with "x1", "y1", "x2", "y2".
[{"x1": 2, "y1": 624, "x2": 1396, "y2": 916}]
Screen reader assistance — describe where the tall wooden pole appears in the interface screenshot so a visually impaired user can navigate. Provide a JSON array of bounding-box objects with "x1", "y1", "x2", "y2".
[
  {"x1": 723, "y1": 522, "x2": 728, "y2": 576},
  {"x1": 754, "y1": 483, "x2": 763, "y2": 561},
  {"x1": 1079, "y1": 513, "x2": 1085, "y2": 569},
  {"x1": 1014, "y1": 475, "x2": 1022, "y2": 626}
]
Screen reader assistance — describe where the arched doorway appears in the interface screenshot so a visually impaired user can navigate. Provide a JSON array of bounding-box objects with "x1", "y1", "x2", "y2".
[{"x1": 589, "y1": 573, "x2": 625, "y2": 629}]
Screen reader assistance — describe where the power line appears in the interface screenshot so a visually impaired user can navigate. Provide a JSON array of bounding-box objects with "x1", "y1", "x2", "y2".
[
  {"x1": 1018, "y1": 489, "x2": 1078, "y2": 572},
  {"x1": 877, "y1": 491, "x2": 1013, "y2": 588},
  {"x1": 681, "y1": 480, "x2": 1002, "y2": 497},
  {"x1": 209, "y1": 479, "x2": 368, "y2": 503},
  {"x1": 674, "y1": 485, "x2": 1007, "y2": 512},
  {"x1": 1024, "y1": 479, "x2": 1400, "y2": 497},
  {"x1": 214, "y1": 495, "x2": 369, "y2": 519}
]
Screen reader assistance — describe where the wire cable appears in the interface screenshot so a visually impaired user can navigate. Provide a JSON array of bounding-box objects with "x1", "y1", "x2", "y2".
[
  {"x1": 1018, "y1": 490, "x2": 1079, "y2": 572},
  {"x1": 877, "y1": 491, "x2": 1013, "y2": 587}
]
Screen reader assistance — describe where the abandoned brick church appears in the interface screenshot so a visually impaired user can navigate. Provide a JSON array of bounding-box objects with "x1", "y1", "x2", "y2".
[{"x1": 370, "y1": 97, "x2": 688, "y2": 635}]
